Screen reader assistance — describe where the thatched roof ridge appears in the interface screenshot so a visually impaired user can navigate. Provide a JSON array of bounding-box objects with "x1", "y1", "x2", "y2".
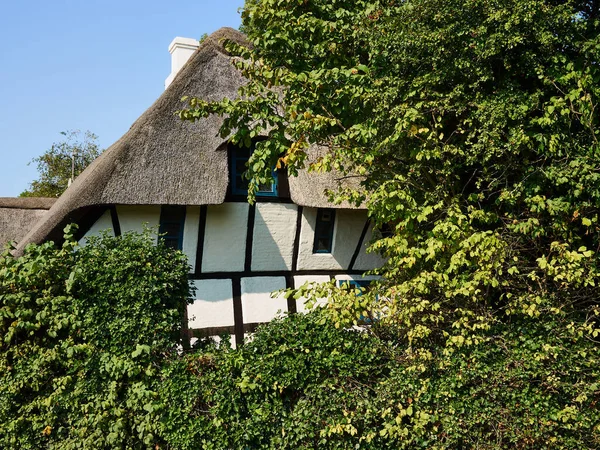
[
  {"x1": 17, "y1": 27, "x2": 247, "y2": 252},
  {"x1": 0, "y1": 197, "x2": 56, "y2": 210}
]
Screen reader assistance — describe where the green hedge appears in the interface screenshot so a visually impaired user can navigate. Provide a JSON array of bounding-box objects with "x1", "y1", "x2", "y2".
[
  {"x1": 156, "y1": 313, "x2": 599, "y2": 449},
  {"x1": 2, "y1": 228, "x2": 598, "y2": 448},
  {"x1": 0, "y1": 227, "x2": 190, "y2": 449}
]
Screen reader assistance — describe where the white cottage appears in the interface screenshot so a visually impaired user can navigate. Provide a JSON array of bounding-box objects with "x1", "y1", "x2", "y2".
[{"x1": 10, "y1": 28, "x2": 384, "y2": 345}]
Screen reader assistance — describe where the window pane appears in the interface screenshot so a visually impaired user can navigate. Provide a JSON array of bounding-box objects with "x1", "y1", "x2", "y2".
[
  {"x1": 258, "y1": 182, "x2": 274, "y2": 192},
  {"x1": 316, "y1": 237, "x2": 331, "y2": 252},
  {"x1": 230, "y1": 142, "x2": 278, "y2": 197},
  {"x1": 161, "y1": 223, "x2": 180, "y2": 235},
  {"x1": 313, "y1": 208, "x2": 335, "y2": 253},
  {"x1": 235, "y1": 159, "x2": 247, "y2": 173},
  {"x1": 159, "y1": 205, "x2": 186, "y2": 250},
  {"x1": 163, "y1": 238, "x2": 180, "y2": 250},
  {"x1": 235, "y1": 176, "x2": 248, "y2": 192}
]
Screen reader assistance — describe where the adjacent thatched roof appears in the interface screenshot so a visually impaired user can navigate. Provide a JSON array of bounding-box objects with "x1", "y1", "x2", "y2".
[
  {"x1": 0, "y1": 198, "x2": 55, "y2": 248},
  {"x1": 0, "y1": 197, "x2": 57, "y2": 210},
  {"x1": 16, "y1": 27, "x2": 363, "y2": 253}
]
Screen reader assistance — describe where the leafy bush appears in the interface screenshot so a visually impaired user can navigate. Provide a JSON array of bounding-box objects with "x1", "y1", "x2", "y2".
[
  {"x1": 157, "y1": 310, "x2": 392, "y2": 449},
  {"x1": 0, "y1": 227, "x2": 191, "y2": 449},
  {"x1": 374, "y1": 316, "x2": 600, "y2": 449},
  {"x1": 1, "y1": 225, "x2": 597, "y2": 448},
  {"x1": 160, "y1": 311, "x2": 600, "y2": 449},
  {"x1": 178, "y1": 0, "x2": 600, "y2": 447}
]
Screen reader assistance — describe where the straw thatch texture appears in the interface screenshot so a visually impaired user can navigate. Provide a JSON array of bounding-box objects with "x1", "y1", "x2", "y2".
[
  {"x1": 288, "y1": 146, "x2": 365, "y2": 209},
  {"x1": 0, "y1": 197, "x2": 56, "y2": 210},
  {"x1": 17, "y1": 28, "x2": 247, "y2": 252},
  {"x1": 0, "y1": 198, "x2": 55, "y2": 248}
]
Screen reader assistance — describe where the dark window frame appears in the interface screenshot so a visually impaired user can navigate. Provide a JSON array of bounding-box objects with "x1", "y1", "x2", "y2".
[
  {"x1": 313, "y1": 208, "x2": 336, "y2": 253},
  {"x1": 159, "y1": 205, "x2": 186, "y2": 250}
]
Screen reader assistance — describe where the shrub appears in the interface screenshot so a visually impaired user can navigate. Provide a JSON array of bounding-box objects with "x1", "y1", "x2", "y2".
[
  {"x1": 0, "y1": 227, "x2": 191, "y2": 449},
  {"x1": 157, "y1": 310, "x2": 392, "y2": 449},
  {"x1": 2, "y1": 226, "x2": 597, "y2": 448},
  {"x1": 157, "y1": 311, "x2": 600, "y2": 449}
]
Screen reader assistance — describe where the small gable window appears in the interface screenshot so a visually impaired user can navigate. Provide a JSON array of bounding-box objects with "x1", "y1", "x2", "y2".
[
  {"x1": 159, "y1": 205, "x2": 186, "y2": 250},
  {"x1": 313, "y1": 208, "x2": 336, "y2": 253},
  {"x1": 230, "y1": 142, "x2": 278, "y2": 197}
]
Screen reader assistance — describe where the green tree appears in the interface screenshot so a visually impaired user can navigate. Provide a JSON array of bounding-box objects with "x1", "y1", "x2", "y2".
[
  {"x1": 20, "y1": 130, "x2": 102, "y2": 198},
  {"x1": 179, "y1": 0, "x2": 600, "y2": 446}
]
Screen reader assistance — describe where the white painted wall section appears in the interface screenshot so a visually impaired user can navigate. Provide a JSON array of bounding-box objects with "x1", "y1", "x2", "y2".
[
  {"x1": 182, "y1": 206, "x2": 200, "y2": 273},
  {"x1": 79, "y1": 209, "x2": 114, "y2": 245},
  {"x1": 293, "y1": 275, "x2": 331, "y2": 313},
  {"x1": 188, "y1": 279, "x2": 234, "y2": 329},
  {"x1": 116, "y1": 205, "x2": 160, "y2": 243},
  {"x1": 296, "y1": 208, "x2": 367, "y2": 270},
  {"x1": 251, "y1": 203, "x2": 297, "y2": 271},
  {"x1": 202, "y1": 203, "x2": 249, "y2": 273},
  {"x1": 241, "y1": 276, "x2": 287, "y2": 323},
  {"x1": 352, "y1": 224, "x2": 387, "y2": 271}
]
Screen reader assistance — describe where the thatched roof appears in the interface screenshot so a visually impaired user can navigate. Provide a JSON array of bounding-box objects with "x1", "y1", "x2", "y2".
[
  {"x1": 16, "y1": 27, "x2": 363, "y2": 253},
  {"x1": 288, "y1": 146, "x2": 366, "y2": 209},
  {"x1": 0, "y1": 198, "x2": 56, "y2": 249},
  {"x1": 0, "y1": 197, "x2": 57, "y2": 210}
]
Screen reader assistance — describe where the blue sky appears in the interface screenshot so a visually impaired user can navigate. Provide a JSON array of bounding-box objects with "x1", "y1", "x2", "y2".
[{"x1": 0, "y1": 0, "x2": 244, "y2": 196}]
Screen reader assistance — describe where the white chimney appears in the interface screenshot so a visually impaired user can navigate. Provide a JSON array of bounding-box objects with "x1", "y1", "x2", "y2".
[{"x1": 165, "y1": 37, "x2": 199, "y2": 89}]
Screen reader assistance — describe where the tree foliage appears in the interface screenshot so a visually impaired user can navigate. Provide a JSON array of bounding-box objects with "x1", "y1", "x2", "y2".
[
  {"x1": 20, "y1": 130, "x2": 102, "y2": 198},
  {"x1": 177, "y1": 0, "x2": 600, "y2": 446},
  {"x1": 4, "y1": 0, "x2": 600, "y2": 447}
]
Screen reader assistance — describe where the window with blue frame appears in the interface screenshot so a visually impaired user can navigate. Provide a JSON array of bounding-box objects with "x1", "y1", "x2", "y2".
[
  {"x1": 230, "y1": 141, "x2": 278, "y2": 197},
  {"x1": 159, "y1": 205, "x2": 186, "y2": 250},
  {"x1": 313, "y1": 208, "x2": 336, "y2": 253},
  {"x1": 337, "y1": 278, "x2": 377, "y2": 323},
  {"x1": 337, "y1": 278, "x2": 373, "y2": 293},
  {"x1": 347, "y1": 279, "x2": 373, "y2": 290}
]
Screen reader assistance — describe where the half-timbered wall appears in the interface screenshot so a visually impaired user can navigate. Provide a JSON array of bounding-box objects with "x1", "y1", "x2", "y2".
[{"x1": 79, "y1": 201, "x2": 385, "y2": 344}]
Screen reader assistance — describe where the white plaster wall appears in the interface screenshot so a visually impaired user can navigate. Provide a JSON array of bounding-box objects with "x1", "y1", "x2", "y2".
[
  {"x1": 251, "y1": 203, "x2": 297, "y2": 271},
  {"x1": 79, "y1": 209, "x2": 114, "y2": 245},
  {"x1": 296, "y1": 208, "x2": 367, "y2": 270},
  {"x1": 182, "y1": 206, "x2": 200, "y2": 273},
  {"x1": 202, "y1": 203, "x2": 249, "y2": 273},
  {"x1": 293, "y1": 275, "x2": 331, "y2": 313},
  {"x1": 188, "y1": 279, "x2": 234, "y2": 329},
  {"x1": 116, "y1": 205, "x2": 160, "y2": 243},
  {"x1": 352, "y1": 225, "x2": 387, "y2": 271},
  {"x1": 241, "y1": 276, "x2": 287, "y2": 323}
]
